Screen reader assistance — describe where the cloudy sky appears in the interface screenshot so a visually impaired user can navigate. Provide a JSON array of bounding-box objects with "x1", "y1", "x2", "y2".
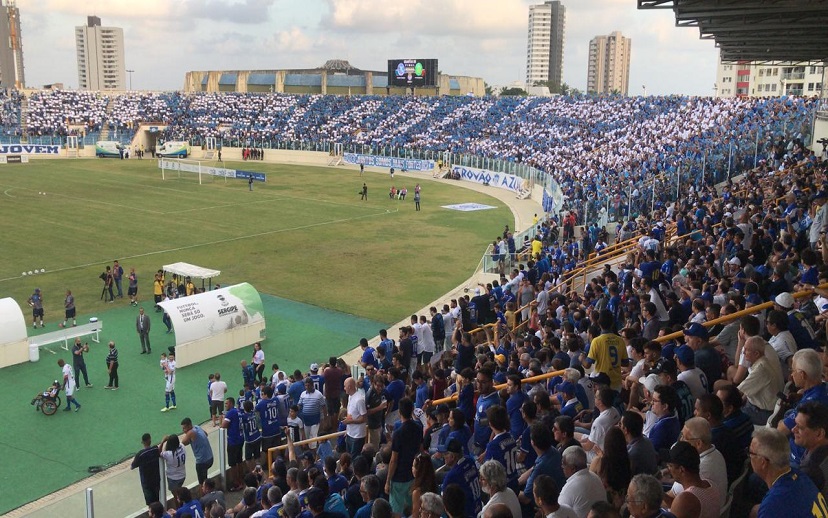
[{"x1": 17, "y1": 0, "x2": 719, "y2": 95}]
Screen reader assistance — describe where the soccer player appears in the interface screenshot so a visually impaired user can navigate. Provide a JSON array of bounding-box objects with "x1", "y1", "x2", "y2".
[
  {"x1": 60, "y1": 289, "x2": 76, "y2": 328},
  {"x1": 241, "y1": 400, "x2": 262, "y2": 472},
  {"x1": 28, "y1": 287, "x2": 44, "y2": 328},
  {"x1": 161, "y1": 353, "x2": 177, "y2": 412},
  {"x1": 58, "y1": 358, "x2": 81, "y2": 412},
  {"x1": 221, "y1": 397, "x2": 245, "y2": 491}
]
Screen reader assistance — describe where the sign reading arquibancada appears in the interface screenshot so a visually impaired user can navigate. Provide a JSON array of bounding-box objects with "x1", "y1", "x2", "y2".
[
  {"x1": 343, "y1": 153, "x2": 434, "y2": 171},
  {"x1": 0, "y1": 144, "x2": 60, "y2": 155}
]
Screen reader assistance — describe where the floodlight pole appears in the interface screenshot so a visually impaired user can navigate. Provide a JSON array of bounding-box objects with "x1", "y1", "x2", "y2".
[{"x1": 126, "y1": 69, "x2": 134, "y2": 91}]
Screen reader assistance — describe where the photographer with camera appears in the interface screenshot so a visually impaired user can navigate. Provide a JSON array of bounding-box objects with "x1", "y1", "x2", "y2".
[
  {"x1": 71, "y1": 338, "x2": 91, "y2": 388},
  {"x1": 100, "y1": 266, "x2": 114, "y2": 303}
]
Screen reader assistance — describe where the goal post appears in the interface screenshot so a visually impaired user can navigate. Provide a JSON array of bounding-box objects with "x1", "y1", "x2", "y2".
[{"x1": 158, "y1": 158, "x2": 218, "y2": 184}]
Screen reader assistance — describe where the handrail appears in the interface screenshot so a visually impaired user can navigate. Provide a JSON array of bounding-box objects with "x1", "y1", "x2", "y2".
[
  {"x1": 428, "y1": 369, "x2": 566, "y2": 407},
  {"x1": 655, "y1": 282, "x2": 828, "y2": 344}
]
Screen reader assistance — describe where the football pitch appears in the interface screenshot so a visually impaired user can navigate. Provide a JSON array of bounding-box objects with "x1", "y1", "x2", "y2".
[{"x1": 0, "y1": 157, "x2": 510, "y2": 514}]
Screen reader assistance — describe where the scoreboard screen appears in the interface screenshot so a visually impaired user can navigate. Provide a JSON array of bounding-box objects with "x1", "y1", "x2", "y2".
[{"x1": 387, "y1": 59, "x2": 438, "y2": 87}]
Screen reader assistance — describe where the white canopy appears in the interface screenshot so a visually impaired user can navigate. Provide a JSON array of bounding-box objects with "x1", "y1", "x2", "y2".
[{"x1": 163, "y1": 262, "x2": 221, "y2": 279}]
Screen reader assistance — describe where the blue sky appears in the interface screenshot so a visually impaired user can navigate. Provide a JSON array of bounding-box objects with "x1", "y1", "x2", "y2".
[{"x1": 19, "y1": 0, "x2": 718, "y2": 95}]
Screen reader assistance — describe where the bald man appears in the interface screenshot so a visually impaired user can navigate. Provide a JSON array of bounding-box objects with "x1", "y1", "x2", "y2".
[{"x1": 342, "y1": 377, "x2": 367, "y2": 456}]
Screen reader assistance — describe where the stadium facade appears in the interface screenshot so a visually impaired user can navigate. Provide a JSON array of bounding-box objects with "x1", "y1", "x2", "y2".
[
  {"x1": 587, "y1": 31, "x2": 631, "y2": 95},
  {"x1": 183, "y1": 60, "x2": 485, "y2": 97}
]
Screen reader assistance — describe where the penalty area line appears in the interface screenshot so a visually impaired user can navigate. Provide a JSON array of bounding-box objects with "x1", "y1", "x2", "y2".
[{"x1": 0, "y1": 206, "x2": 399, "y2": 283}]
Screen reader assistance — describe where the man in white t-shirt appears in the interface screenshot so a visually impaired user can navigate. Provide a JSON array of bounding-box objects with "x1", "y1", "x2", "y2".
[
  {"x1": 342, "y1": 377, "x2": 367, "y2": 456},
  {"x1": 58, "y1": 359, "x2": 81, "y2": 411},
  {"x1": 161, "y1": 353, "x2": 177, "y2": 412},
  {"x1": 210, "y1": 372, "x2": 228, "y2": 426},
  {"x1": 576, "y1": 388, "x2": 620, "y2": 462},
  {"x1": 675, "y1": 345, "x2": 708, "y2": 399}
]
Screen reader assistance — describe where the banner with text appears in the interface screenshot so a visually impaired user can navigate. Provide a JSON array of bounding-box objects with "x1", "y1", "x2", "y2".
[
  {"x1": 343, "y1": 153, "x2": 434, "y2": 171},
  {"x1": 451, "y1": 165, "x2": 526, "y2": 193},
  {"x1": 157, "y1": 283, "x2": 266, "y2": 345},
  {"x1": 0, "y1": 144, "x2": 59, "y2": 155}
]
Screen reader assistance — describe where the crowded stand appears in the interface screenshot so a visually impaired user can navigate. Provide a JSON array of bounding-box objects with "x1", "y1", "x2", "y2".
[
  {"x1": 4, "y1": 88, "x2": 828, "y2": 516},
  {"x1": 0, "y1": 88, "x2": 22, "y2": 138},
  {"x1": 25, "y1": 89, "x2": 108, "y2": 137},
  {"x1": 141, "y1": 137, "x2": 828, "y2": 518}
]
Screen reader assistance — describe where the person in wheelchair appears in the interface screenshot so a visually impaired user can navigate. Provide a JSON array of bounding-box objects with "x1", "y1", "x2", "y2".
[{"x1": 31, "y1": 380, "x2": 61, "y2": 409}]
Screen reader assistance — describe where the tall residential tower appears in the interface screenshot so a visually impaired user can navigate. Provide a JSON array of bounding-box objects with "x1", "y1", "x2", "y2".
[
  {"x1": 75, "y1": 16, "x2": 126, "y2": 90},
  {"x1": 0, "y1": 0, "x2": 24, "y2": 88},
  {"x1": 526, "y1": 1, "x2": 566, "y2": 91},
  {"x1": 587, "y1": 31, "x2": 631, "y2": 95}
]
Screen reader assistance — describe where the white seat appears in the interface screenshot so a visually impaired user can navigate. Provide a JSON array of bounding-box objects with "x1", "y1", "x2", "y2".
[{"x1": 28, "y1": 321, "x2": 103, "y2": 353}]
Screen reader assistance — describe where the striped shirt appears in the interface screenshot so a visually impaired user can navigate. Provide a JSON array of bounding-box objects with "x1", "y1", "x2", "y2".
[
  {"x1": 106, "y1": 347, "x2": 118, "y2": 365},
  {"x1": 299, "y1": 389, "x2": 326, "y2": 426}
]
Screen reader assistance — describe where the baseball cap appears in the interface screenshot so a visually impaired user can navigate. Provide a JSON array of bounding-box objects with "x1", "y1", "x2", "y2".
[
  {"x1": 589, "y1": 372, "x2": 611, "y2": 386},
  {"x1": 723, "y1": 211, "x2": 732, "y2": 218},
  {"x1": 727, "y1": 257, "x2": 741, "y2": 266},
  {"x1": 683, "y1": 323, "x2": 709, "y2": 340},
  {"x1": 775, "y1": 292, "x2": 794, "y2": 309},
  {"x1": 301, "y1": 451, "x2": 315, "y2": 462},
  {"x1": 309, "y1": 363, "x2": 319, "y2": 372},
  {"x1": 674, "y1": 345, "x2": 695, "y2": 367},
  {"x1": 436, "y1": 403, "x2": 450, "y2": 415},
  {"x1": 668, "y1": 441, "x2": 700, "y2": 472},
  {"x1": 746, "y1": 293, "x2": 763, "y2": 305},
  {"x1": 440, "y1": 438, "x2": 464, "y2": 455},
  {"x1": 652, "y1": 358, "x2": 678, "y2": 378},
  {"x1": 495, "y1": 354, "x2": 507, "y2": 365},
  {"x1": 277, "y1": 384, "x2": 287, "y2": 394},
  {"x1": 638, "y1": 373, "x2": 660, "y2": 394}
]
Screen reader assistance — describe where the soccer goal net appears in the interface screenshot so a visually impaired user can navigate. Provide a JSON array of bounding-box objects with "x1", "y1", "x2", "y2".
[{"x1": 158, "y1": 158, "x2": 219, "y2": 184}]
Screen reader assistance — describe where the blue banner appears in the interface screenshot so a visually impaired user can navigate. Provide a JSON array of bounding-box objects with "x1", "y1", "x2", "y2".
[
  {"x1": 343, "y1": 153, "x2": 434, "y2": 171},
  {"x1": 236, "y1": 170, "x2": 267, "y2": 182}
]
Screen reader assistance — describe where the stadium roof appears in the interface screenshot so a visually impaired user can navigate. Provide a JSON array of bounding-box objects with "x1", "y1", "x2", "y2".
[{"x1": 637, "y1": 0, "x2": 828, "y2": 64}]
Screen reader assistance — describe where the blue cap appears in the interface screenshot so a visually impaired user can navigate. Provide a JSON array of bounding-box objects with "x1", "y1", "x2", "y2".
[
  {"x1": 675, "y1": 345, "x2": 695, "y2": 367},
  {"x1": 683, "y1": 323, "x2": 709, "y2": 340},
  {"x1": 557, "y1": 381, "x2": 575, "y2": 395}
]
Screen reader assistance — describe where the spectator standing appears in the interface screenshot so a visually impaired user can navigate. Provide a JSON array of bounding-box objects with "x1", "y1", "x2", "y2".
[
  {"x1": 127, "y1": 267, "x2": 138, "y2": 306},
  {"x1": 585, "y1": 310, "x2": 629, "y2": 392},
  {"x1": 27, "y1": 287, "x2": 44, "y2": 328},
  {"x1": 221, "y1": 397, "x2": 245, "y2": 492},
  {"x1": 252, "y1": 342, "x2": 266, "y2": 383},
  {"x1": 136, "y1": 307, "x2": 151, "y2": 354},
  {"x1": 113, "y1": 260, "x2": 124, "y2": 298},
  {"x1": 299, "y1": 377, "x2": 327, "y2": 450},
  {"x1": 342, "y1": 377, "x2": 367, "y2": 456},
  {"x1": 71, "y1": 338, "x2": 91, "y2": 388},
  {"x1": 385, "y1": 398, "x2": 422, "y2": 515},
  {"x1": 159, "y1": 434, "x2": 186, "y2": 490},
  {"x1": 130, "y1": 433, "x2": 161, "y2": 505},
  {"x1": 323, "y1": 356, "x2": 344, "y2": 416},
  {"x1": 60, "y1": 289, "x2": 76, "y2": 328},
  {"x1": 180, "y1": 417, "x2": 214, "y2": 485},
  {"x1": 210, "y1": 372, "x2": 228, "y2": 426},
  {"x1": 440, "y1": 438, "x2": 482, "y2": 518}
]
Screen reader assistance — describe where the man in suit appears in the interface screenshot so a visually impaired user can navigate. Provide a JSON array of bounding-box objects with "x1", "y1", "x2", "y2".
[{"x1": 137, "y1": 307, "x2": 152, "y2": 354}]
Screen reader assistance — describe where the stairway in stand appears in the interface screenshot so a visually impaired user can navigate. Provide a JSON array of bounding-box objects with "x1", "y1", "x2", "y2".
[{"x1": 19, "y1": 97, "x2": 27, "y2": 143}]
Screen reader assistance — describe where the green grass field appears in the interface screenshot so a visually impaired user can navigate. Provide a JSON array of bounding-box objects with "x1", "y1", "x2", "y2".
[
  {"x1": 0, "y1": 159, "x2": 509, "y2": 322},
  {"x1": 0, "y1": 158, "x2": 511, "y2": 514}
]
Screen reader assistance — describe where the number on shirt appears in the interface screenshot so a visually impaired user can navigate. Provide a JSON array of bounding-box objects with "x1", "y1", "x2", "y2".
[
  {"x1": 813, "y1": 493, "x2": 828, "y2": 518},
  {"x1": 608, "y1": 346, "x2": 619, "y2": 367}
]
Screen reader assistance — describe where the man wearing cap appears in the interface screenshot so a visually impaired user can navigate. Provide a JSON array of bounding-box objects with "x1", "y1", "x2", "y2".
[
  {"x1": 674, "y1": 345, "x2": 707, "y2": 399},
  {"x1": 441, "y1": 438, "x2": 482, "y2": 517},
  {"x1": 683, "y1": 323, "x2": 721, "y2": 390},
  {"x1": 664, "y1": 441, "x2": 721, "y2": 518},
  {"x1": 558, "y1": 382, "x2": 583, "y2": 418},
  {"x1": 653, "y1": 359, "x2": 694, "y2": 425},
  {"x1": 585, "y1": 310, "x2": 629, "y2": 392},
  {"x1": 774, "y1": 292, "x2": 818, "y2": 350},
  {"x1": 738, "y1": 336, "x2": 784, "y2": 425}
]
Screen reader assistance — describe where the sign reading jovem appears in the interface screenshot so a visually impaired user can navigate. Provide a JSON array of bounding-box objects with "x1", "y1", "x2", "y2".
[
  {"x1": 0, "y1": 145, "x2": 60, "y2": 155},
  {"x1": 343, "y1": 153, "x2": 435, "y2": 171},
  {"x1": 451, "y1": 165, "x2": 525, "y2": 193}
]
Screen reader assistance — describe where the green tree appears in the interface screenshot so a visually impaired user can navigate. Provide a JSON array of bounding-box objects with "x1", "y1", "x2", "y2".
[
  {"x1": 484, "y1": 82, "x2": 494, "y2": 96},
  {"x1": 560, "y1": 82, "x2": 571, "y2": 96},
  {"x1": 500, "y1": 87, "x2": 528, "y2": 96}
]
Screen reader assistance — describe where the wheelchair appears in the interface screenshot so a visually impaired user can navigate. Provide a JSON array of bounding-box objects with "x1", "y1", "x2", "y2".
[{"x1": 31, "y1": 382, "x2": 62, "y2": 416}]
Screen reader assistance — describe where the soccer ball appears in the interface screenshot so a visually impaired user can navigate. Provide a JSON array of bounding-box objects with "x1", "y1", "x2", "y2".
[
  {"x1": 27, "y1": 271, "x2": 33, "y2": 275},
  {"x1": 40, "y1": 269, "x2": 45, "y2": 273},
  {"x1": 21, "y1": 272, "x2": 26, "y2": 276}
]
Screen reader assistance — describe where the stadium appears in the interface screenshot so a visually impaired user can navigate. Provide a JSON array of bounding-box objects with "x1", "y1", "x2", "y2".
[{"x1": 0, "y1": 2, "x2": 827, "y2": 518}]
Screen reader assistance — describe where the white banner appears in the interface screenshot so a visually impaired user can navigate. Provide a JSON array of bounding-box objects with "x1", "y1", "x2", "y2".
[
  {"x1": 157, "y1": 283, "x2": 265, "y2": 345},
  {"x1": 343, "y1": 153, "x2": 434, "y2": 171},
  {"x1": 451, "y1": 165, "x2": 526, "y2": 193},
  {"x1": 0, "y1": 144, "x2": 59, "y2": 155}
]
